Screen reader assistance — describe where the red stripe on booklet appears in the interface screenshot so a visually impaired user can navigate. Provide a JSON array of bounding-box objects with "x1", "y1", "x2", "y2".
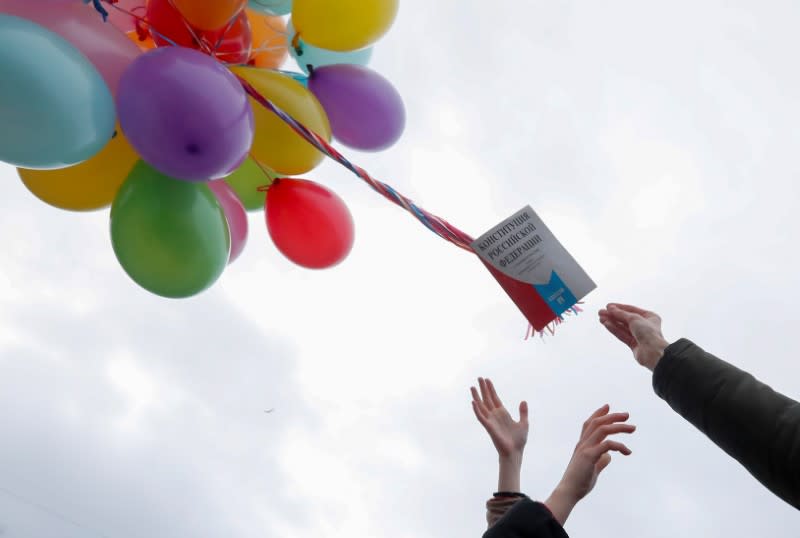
[{"x1": 479, "y1": 259, "x2": 557, "y2": 331}]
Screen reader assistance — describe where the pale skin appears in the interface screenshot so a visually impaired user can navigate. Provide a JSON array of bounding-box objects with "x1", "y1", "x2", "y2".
[
  {"x1": 471, "y1": 378, "x2": 635, "y2": 526},
  {"x1": 598, "y1": 303, "x2": 669, "y2": 371}
]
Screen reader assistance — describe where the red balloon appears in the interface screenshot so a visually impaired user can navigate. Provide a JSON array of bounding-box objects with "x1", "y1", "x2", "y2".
[
  {"x1": 266, "y1": 178, "x2": 354, "y2": 269},
  {"x1": 146, "y1": 0, "x2": 252, "y2": 64}
]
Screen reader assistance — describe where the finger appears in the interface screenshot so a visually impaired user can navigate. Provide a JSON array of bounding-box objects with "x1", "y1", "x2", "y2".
[
  {"x1": 471, "y1": 389, "x2": 491, "y2": 420},
  {"x1": 486, "y1": 378, "x2": 504, "y2": 409},
  {"x1": 583, "y1": 412, "x2": 630, "y2": 439},
  {"x1": 601, "y1": 319, "x2": 637, "y2": 348},
  {"x1": 608, "y1": 304, "x2": 658, "y2": 324},
  {"x1": 605, "y1": 307, "x2": 640, "y2": 325},
  {"x1": 590, "y1": 439, "x2": 632, "y2": 458},
  {"x1": 471, "y1": 386, "x2": 481, "y2": 403},
  {"x1": 519, "y1": 400, "x2": 529, "y2": 424},
  {"x1": 474, "y1": 402, "x2": 502, "y2": 439},
  {"x1": 472, "y1": 401, "x2": 489, "y2": 425},
  {"x1": 608, "y1": 303, "x2": 655, "y2": 317},
  {"x1": 471, "y1": 385, "x2": 492, "y2": 415},
  {"x1": 587, "y1": 423, "x2": 637, "y2": 446},
  {"x1": 581, "y1": 404, "x2": 610, "y2": 435},
  {"x1": 479, "y1": 378, "x2": 495, "y2": 410},
  {"x1": 595, "y1": 453, "x2": 612, "y2": 474}
]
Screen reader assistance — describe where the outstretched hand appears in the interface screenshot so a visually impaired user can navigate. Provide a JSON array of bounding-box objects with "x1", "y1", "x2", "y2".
[
  {"x1": 599, "y1": 303, "x2": 669, "y2": 371},
  {"x1": 546, "y1": 405, "x2": 635, "y2": 525},
  {"x1": 471, "y1": 377, "x2": 529, "y2": 459}
]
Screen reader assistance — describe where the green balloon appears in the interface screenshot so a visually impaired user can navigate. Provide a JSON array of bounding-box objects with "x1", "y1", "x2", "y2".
[
  {"x1": 225, "y1": 158, "x2": 277, "y2": 212},
  {"x1": 111, "y1": 161, "x2": 230, "y2": 298}
]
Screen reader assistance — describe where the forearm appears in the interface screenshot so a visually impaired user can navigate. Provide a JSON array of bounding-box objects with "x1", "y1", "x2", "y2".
[
  {"x1": 497, "y1": 453, "x2": 523, "y2": 492},
  {"x1": 544, "y1": 484, "x2": 578, "y2": 527},
  {"x1": 654, "y1": 339, "x2": 800, "y2": 508},
  {"x1": 485, "y1": 454, "x2": 524, "y2": 528}
]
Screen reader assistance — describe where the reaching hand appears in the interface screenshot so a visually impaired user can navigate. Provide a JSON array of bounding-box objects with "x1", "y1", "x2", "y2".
[
  {"x1": 545, "y1": 405, "x2": 635, "y2": 525},
  {"x1": 471, "y1": 377, "x2": 529, "y2": 459},
  {"x1": 599, "y1": 303, "x2": 669, "y2": 371}
]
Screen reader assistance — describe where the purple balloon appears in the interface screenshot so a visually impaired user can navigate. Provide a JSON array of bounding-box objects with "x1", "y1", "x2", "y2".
[
  {"x1": 117, "y1": 47, "x2": 254, "y2": 181},
  {"x1": 308, "y1": 65, "x2": 405, "y2": 152}
]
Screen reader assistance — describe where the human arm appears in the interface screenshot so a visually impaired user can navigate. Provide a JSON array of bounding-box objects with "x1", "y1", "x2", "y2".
[
  {"x1": 599, "y1": 302, "x2": 800, "y2": 509},
  {"x1": 544, "y1": 405, "x2": 635, "y2": 525}
]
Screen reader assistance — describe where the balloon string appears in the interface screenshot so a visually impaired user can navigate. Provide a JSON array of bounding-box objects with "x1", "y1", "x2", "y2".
[
  {"x1": 237, "y1": 77, "x2": 584, "y2": 338},
  {"x1": 163, "y1": 0, "x2": 214, "y2": 55},
  {"x1": 83, "y1": 0, "x2": 575, "y2": 338},
  {"x1": 263, "y1": 17, "x2": 290, "y2": 37},
  {"x1": 249, "y1": 44, "x2": 289, "y2": 55},
  {"x1": 91, "y1": 0, "x2": 289, "y2": 65},
  {"x1": 89, "y1": 0, "x2": 181, "y2": 47},
  {"x1": 97, "y1": 0, "x2": 287, "y2": 64},
  {"x1": 250, "y1": 18, "x2": 290, "y2": 57},
  {"x1": 250, "y1": 158, "x2": 277, "y2": 191},
  {"x1": 207, "y1": 10, "x2": 241, "y2": 57},
  {"x1": 235, "y1": 76, "x2": 475, "y2": 252}
]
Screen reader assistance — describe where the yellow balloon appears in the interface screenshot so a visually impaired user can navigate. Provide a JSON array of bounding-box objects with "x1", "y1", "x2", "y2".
[
  {"x1": 292, "y1": 0, "x2": 399, "y2": 52},
  {"x1": 19, "y1": 126, "x2": 138, "y2": 211},
  {"x1": 231, "y1": 66, "x2": 331, "y2": 175}
]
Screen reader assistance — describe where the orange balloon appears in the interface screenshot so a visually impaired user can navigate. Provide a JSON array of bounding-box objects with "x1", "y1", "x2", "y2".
[
  {"x1": 246, "y1": 10, "x2": 288, "y2": 69},
  {"x1": 170, "y1": 0, "x2": 247, "y2": 31},
  {"x1": 126, "y1": 30, "x2": 156, "y2": 51}
]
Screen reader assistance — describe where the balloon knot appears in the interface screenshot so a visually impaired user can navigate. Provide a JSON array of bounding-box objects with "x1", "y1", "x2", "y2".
[
  {"x1": 134, "y1": 12, "x2": 149, "y2": 42},
  {"x1": 291, "y1": 32, "x2": 303, "y2": 56},
  {"x1": 84, "y1": 0, "x2": 110, "y2": 21},
  {"x1": 257, "y1": 178, "x2": 278, "y2": 192}
]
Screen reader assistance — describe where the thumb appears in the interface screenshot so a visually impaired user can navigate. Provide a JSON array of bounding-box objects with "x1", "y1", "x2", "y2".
[
  {"x1": 519, "y1": 401, "x2": 529, "y2": 424},
  {"x1": 595, "y1": 453, "x2": 612, "y2": 474}
]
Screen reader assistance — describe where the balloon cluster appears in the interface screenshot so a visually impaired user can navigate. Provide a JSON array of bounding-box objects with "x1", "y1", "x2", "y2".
[{"x1": 0, "y1": 0, "x2": 403, "y2": 298}]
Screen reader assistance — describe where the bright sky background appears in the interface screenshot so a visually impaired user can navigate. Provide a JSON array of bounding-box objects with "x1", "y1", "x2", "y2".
[{"x1": 1, "y1": 1, "x2": 800, "y2": 536}]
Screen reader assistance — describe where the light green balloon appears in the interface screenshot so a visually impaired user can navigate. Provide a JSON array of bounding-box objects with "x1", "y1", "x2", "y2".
[
  {"x1": 248, "y1": 0, "x2": 293, "y2": 16},
  {"x1": 111, "y1": 161, "x2": 230, "y2": 298},
  {"x1": 225, "y1": 158, "x2": 277, "y2": 212},
  {"x1": 288, "y1": 20, "x2": 373, "y2": 75},
  {"x1": 0, "y1": 15, "x2": 115, "y2": 169}
]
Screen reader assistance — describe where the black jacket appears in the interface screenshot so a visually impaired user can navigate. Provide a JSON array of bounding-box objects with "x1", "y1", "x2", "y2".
[
  {"x1": 653, "y1": 338, "x2": 800, "y2": 509},
  {"x1": 482, "y1": 498, "x2": 568, "y2": 538}
]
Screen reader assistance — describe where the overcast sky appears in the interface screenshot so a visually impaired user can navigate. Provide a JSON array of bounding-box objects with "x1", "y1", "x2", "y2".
[{"x1": 1, "y1": 0, "x2": 799, "y2": 536}]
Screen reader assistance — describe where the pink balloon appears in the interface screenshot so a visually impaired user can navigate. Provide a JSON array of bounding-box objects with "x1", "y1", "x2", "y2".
[
  {"x1": 105, "y1": 0, "x2": 146, "y2": 34},
  {"x1": 209, "y1": 180, "x2": 249, "y2": 264},
  {"x1": 0, "y1": 0, "x2": 140, "y2": 95}
]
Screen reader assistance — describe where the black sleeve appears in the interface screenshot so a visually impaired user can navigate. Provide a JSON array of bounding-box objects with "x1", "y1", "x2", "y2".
[
  {"x1": 653, "y1": 338, "x2": 800, "y2": 509},
  {"x1": 482, "y1": 498, "x2": 569, "y2": 538}
]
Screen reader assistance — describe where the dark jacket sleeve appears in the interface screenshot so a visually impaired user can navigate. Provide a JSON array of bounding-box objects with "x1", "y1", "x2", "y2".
[
  {"x1": 653, "y1": 338, "x2": 800, "y2": 509},
  {"x1": 482, "y1": 498, "x2": 568, "y2": 538}
]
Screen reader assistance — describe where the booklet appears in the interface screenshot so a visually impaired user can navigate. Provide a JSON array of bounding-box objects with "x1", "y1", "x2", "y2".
[{"x1": 472, "y1": 206, "x2": 596, "y2": 331}]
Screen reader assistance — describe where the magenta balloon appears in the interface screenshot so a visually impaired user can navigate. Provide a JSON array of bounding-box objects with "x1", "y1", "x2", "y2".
[
  {"x1": 308, "y1": 64, "x2": 406, "y2": 152},
  {"x1": 117, "y1": 47, "x2": 255, "y2": 181},
  {"x1": 0, "y1": 0, "x2": 140, "y2": 95},
  {"x1": 106, "y1": 0, "x2": 146, "y2": 33},
  {"x1": 209, "y1": 180, "x2": 249, "y2": 263}
]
